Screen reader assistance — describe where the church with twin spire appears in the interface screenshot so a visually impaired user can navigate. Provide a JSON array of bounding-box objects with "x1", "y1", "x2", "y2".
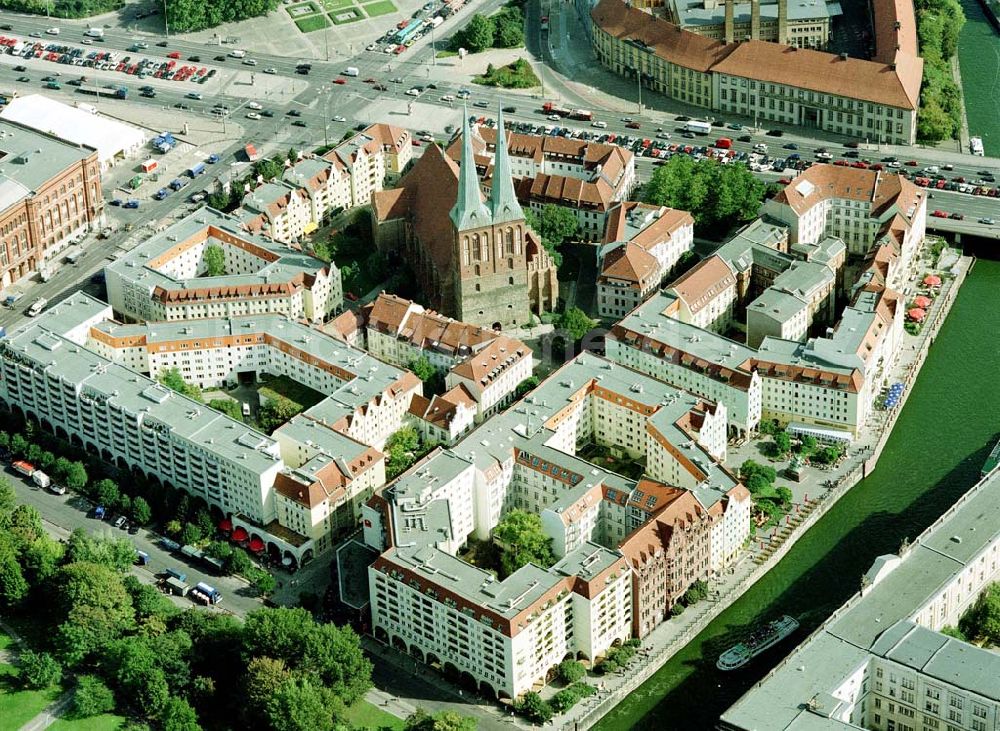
[{"x1": 371, "y1": 106, "x2": 559, "y2": 330}]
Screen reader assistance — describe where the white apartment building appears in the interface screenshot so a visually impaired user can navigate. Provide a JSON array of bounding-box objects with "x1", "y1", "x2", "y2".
[
  {"x1": 369, "y1": 541, "x2": 631, "y2": 699},
  {"x1": 239, "y1": 182, "x2": 314, "y2": 244},
  {"x1": 446, "y1": 336, "x2": 533, "y2": 422},
  {"x1": 665, "y1": 255, "x2": 739, "y2": 333},
  {"x1": 0, "y1": 294, "x2": 285, "y2": 539},
  {"x1": 104, "y1": 208, "x2": 341, "y2": 325},
  {"x1": 601, "y1": 202, "x2": 695, "y2": 280},
  {"x1": 597, "y1": 242, "x2": 661, "y2": 319},
  {"x1": 406, "y1": 385, "x2": 478, "y2": 446},
  {"x1": 282, "y1": 156, "x2": 353, "y2": 226},
  {"x1": 764, "y1": 165, "x2": 928, "y2": 272},
  {"x1": 323, "y1": 123, "x2": 412, "y2": 208},
  {"x1": 3, "y1": 294, "x2": 427, "y2": 563},
  {"x1": 363, "y1": 293, "x2": 499, "y2": 373},
  {"x1": 721, "y1": 468, "x2": 1000, "y2": 731}
]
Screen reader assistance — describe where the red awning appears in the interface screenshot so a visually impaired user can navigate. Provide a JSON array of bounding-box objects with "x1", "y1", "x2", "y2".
[
  {"x1": 913, "y1": 295, "x2": 932, "y2": 308},
  {"x1": 907, "y1": 307, "x2": 926, "y2": 321},
  {"x1": 232, "y1": 526, "x2": 249, "y2": 542},
  {"x1": 248, "y1": 537, "x2": 265, "y2": 553},
  {"x1": 923, "y1": 275, "x2": 942, "y2": 287},
  {"x1": 219, "y1": 519, "x2": 233, "y2": 533}
]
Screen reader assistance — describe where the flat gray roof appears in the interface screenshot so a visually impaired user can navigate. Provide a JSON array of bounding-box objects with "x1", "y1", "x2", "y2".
[
  {"x1": 672, "y1": 0, "x2": 842, "y2": 28},
  {"x1": 721, "y1": 469, "x2": 1000, "y2": 729},
  {"x1": 105, "y1": 207, "x2": 330, "y2": 295},
  {"x1": 0, "y1": 118, "x2": 98, "y2": 205}
]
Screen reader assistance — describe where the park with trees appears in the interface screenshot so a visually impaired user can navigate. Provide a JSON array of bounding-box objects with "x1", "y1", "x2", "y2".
[{"x1": 643, "y1": 155, "x2": 766, "y2": 238}]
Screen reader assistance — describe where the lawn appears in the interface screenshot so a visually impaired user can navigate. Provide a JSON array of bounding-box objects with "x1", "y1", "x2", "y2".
[
  {"x1": 49, "y1": 714, "x2": 127, "y2": 731},
  {"x1": 330, "y1": 7, "x2": 364, "y2": 23},
  {"x1": 362, "y1": 0, "x2": 398, "y2": 16},
  {"x1": 0, "y1": 661, "x2": 61, "y2": 731},
  {"x1": 473, "y1": 58, "x2": 540, "y2": 89},
  {"x1": 321, "y1": 0, "x2": 354, "y2": 8},
  {"x1": 343, "y1": 700, "x2": 405, "y2": 730},
  {"x1": 256, "y1": 374, "x2": 326, "y2": 412},
  {"x1": 295, "y1": 14, "x2": 332, "y2": 32}
]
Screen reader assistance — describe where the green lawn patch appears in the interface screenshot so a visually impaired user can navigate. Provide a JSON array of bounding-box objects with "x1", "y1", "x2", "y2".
[
  {"x1": 0, "y1": 632, "x2": 13, "y2": 652},
  {"x1": 294, "y1": 14, "x2": 332, "y2": 32},
  {"x1": 343, "y1": 700, "x2": 405, "y2": 730},
  {"x1": 49, "y1": 714, "x2": 127, "y2": 731},
  {"x1": 436, "y1": 49, "x2": 458, "y2": 58},
  {"x1": 473, "y1": 58, "x2": 539, "y2": 89},
  {"x1": 0, "y1": 662, "x2": 61, "y2": 731},
  {"x1": 321, "y1": 0, "x2": 354, "y2": 8},
  {"x1": 330, "y1": 6, "x2": 364, "y2": 23},
  {"x1": 362, "y1": 0, "x2": 397, "y2": 17},
  {"x1": 256, "y1": 374, "x2": 325, "y2": 412}
]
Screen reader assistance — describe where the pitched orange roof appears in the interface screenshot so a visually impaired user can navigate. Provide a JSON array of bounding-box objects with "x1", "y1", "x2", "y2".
[
  {"x1": 667, "y1": 255, "x2": 735, "y2": 313},
  {"x1": 603, "y1": 201, "x2": 694, "y2": 250},
  {"x1": 600, "y1": 242, "x2": 659, "y2": 286},
  {"x1": 711, "y1": 40, "x2": 921, "y2": 110},
  {"x1": 450, "y1": 335, "x2": 529, "y2": 386}
]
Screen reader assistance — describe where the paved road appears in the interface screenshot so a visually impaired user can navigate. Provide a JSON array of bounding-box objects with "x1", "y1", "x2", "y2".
[{"x1": 4, "y1": 465, "x2": 265, "y2": 617}]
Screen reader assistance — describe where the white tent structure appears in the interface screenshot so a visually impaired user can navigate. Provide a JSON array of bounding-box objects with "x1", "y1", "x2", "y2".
[{"x1": 0, "y1": 95, "x2": 146, "y2": 169}]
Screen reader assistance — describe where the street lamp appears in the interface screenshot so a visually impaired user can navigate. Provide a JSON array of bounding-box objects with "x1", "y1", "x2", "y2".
[{"x1": 163, "y1": 0, "x2": 169, "y2": 38}]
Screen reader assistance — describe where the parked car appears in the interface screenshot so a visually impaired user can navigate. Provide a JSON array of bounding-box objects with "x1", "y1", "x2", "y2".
[{"x1": 930, "y1": 210, "x2": 948, "y2": 218}]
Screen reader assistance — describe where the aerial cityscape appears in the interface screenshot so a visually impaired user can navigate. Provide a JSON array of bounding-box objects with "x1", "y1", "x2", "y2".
[{"x1": 0, "y1": 0, "x2": 996, "y2": 728}]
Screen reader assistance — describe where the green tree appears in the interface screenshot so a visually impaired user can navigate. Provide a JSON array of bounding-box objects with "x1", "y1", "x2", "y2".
[
  {"x1": 165, "y1": 0, "x2": 282, "y2": 34},
  {"x1": 740, "y1": 460, "x2": 777, "y2": 485},
  {"x1": 492, "y1": 509, "x2": 555, "y2": 577},
  {"x1": 460, "y1": 14, "x2": 496, "y2": 53},
  {"x1": 514, "y1": 691, "x2": 553, "y2": 724},
  {"x1": 17, "y1": 650, "x2": 63, "y2": 689},
  {"x1": 20, "y1": 534, "x2": 65, "y2": 584},
  {"x1": 525, "y1": 204, "x2": 579, "y2": 254},
  {"x1": 66, "y1": 528, "x2": 136, "y2": 573},
  {"x1": 160, "y1": 697, "x2": 202, "y2": 731},
  {"x1": 53, "y1": 562, "x2": 135, "y2": 638},
  {"x1": 7, "y1": 504, "x2": 43, "y2": 545},
  {"x1": 408, "y1": 356, "x2": 438, "y2": 384},
  {"x1": 209, "y1": 398, "x2": 244, "y2": 421},
  {"x1": 250, "y1": 567, "x2": 277, "y2": 596},
  {"x1": 228, "y1": 547, "x2": 254, "y2": 576},
  {"x1": 244, "y1": 656, "x2": 291, "y2": 720},
  {"x1": 258, "y1": 394, "x2": 300, "y2": 432},
  {"x1": 773, "y1": 431, "x2": 792, "y2": 456},
  {"x1": 493, "y1": 6, "x2": 525, "y2": 48},
  {"x1": 71, "y1": 675, "x2": 116, "y2": 719},
  {"x1": 385, "y1": 426, "x2": 424, "y2": 480},
  {"x1": 405, "y1": 708, "x2": 478, "y2": 731},
  {"x1": 644, "y1": 155, "x2": 765, "y2": 235},
  {"x1": 959, "y1": 582, "x2": 1000, "y2": 644},
  {"x1": 558, "y1": 307, "x2": 597, "y2": 342},
  {"x1": 799, "y1": 434, "x2": 818, "y2": 455},
  {"x1": 265, "y1": 675, "x2": 344, "y2": 731},
  {"x1": 300, "y1": 622, "x2": 372, "y2": 705},
  {"x1": 158, "y1": 368, "x2": 204, "y2": 402},
  {"x1": 64, "y1": 461, "x2": 89, "y2": 491},
  {"x1": 682, "y1": 579, "x2": 709, "y2": 606},
  {"x1": 514, "y1": 376, "x2": 539, "y2": 399},
  {"x1": 10, "y1": 433, "x2": 28, "y2": 458},
  {"x1": 0, "y1": 534, "x2": 30, "y2": 607},
  {"x1": 557, "y1": 659, "x2": 586, "y2": 684},
  {"x1": 131, "y1": 497, "x2": 152, "y2": 526},
  {"x1": 203, "y1": 244, "x2": 226, "y2": 277},
  {"x1": 776, "y1": 486, "x2": 794, "y2": 506},
  {"x1": 165, "y1": 519, "x2": 183, "y2": 537},
  {"x1": 0, "y1": 476, "x2": 15, "y2": 520},
  {"x1": 180, "y1": 522, "x2": 202, "y2": 546}
]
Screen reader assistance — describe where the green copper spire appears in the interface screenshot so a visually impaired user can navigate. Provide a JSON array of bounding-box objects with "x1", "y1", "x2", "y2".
[
  {"x1": 450, "y1": 108, "x2": 492, "y2": 231},
  {"x1": 489, "y1": 104, "x2": 524, "y2": 225}
]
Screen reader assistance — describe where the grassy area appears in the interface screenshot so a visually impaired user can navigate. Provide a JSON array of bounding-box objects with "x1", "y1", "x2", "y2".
[
  {"x1": 343, "y1": 700, "x2": 405, "y2": 730},
  {"x1": 473, "y1": 58, "x2": 540, "y2": 89},
  {"x1": 362, "y1": 0, "x2": 397, "y2": 16},
  {"x1": 294, "y1": 14, "x2": 332, "y2": 32},
  {"x1": 49, "y1": 715, "x2": 127, "y2": 731},
  {"x1": 330, "y1": 7, "x2": 364, "y2": 23},
  {"x1": 257, "y1": 374, "x2": 325, "y2": 411},
  {"x1": 0, "y1": 661, "x2": 62, "y2": 730},
  {"x1": 321, "y1": 0, "x2": 354, "y2": 7},
  {"x1": 436, "y1": 49, "x2": 459, "y2": 58}
]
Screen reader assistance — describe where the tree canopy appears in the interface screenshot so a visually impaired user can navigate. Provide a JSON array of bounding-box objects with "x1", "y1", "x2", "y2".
[
  {"x1": 158, "y1": 368, "x2": 204, "y2": 403},
  {"x1": 492, "y1": 510, "x2": 555, "y2": 577},
  {"x1": 405, "y1": 708, "x2": 478, "y2": 731},
  {"x1": 166, "y1": 0, "x2": 281, "y2": 33},
  {"x1": 914, "y1": 0, "x2": 965, "y2": 142},
  {"x1": 524, "y1": 204, "x2": 579, "y2": 266},
  {"x1": 644, "y1": 155, "x2": 765, "y2": 236},
  {"x1": 203, "y1": 245, "x2": 226, "y2": 277},
  {"x1": 558, "y1": 307, "x2": 597, "y2": 342}
]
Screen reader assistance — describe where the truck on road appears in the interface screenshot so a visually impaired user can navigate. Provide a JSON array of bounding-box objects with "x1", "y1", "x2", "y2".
[
  {"x1": 165, "y1": 568, "x2": 187, "y2": 582},
  {"x1": 569, "y1": 109, "x2": 593, "y2": 121},
  {"x1": 542, "y1": 102, "x2": 571, "y2": 118},
  {"x1": 13, "y1": 460, "x2": 35, "y2": 477},
  {"x1": 32, "y1": 470, "x2": 51, "y2": 489},
  {"x1": 64, "y1": 246, "x2": 84, "y2": 264},
  {"x1": 169, "y1": 178, "x2": 187, "y2": 192},
  {"x1": 684, "y1": 120, "x2": 712, "y2": 135},
  {"x1": 186, "y1": 162, "x2": 206, "y2": 178},
  {"x1": 192, "y1": 582, "x2": 223, "y2": 605}
]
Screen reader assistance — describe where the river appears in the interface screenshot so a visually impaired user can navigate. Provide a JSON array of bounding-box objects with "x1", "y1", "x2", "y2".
[
  {"x1": 596, "y1": 258, "x2": 1000, "y2": 730},
  {"x1": 957, "y1": 0, "x2": 1000, "y2": 156}
]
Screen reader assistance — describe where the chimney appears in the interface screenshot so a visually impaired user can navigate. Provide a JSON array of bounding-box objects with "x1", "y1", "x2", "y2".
[
  {"x1": 724, "y1": 0, "x2": 734, "y2": 43},
  {"x1": 777, "y1": 0, "x2": 788, "y2": 44},
  {"x1": 750, "y1": 0, "x2": 760, "y2": 39}
]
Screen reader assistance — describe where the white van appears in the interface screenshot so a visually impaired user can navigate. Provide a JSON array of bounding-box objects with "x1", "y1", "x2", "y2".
[
  {"x1": 591, "y1": 120, "x2": 608, "y2": 129},
  {"x1": 228, "y1": 49, "x2": 247, "y2": 58},
  {"x1": 343, "y1": 67, "x2": 359, "y2": 77}
]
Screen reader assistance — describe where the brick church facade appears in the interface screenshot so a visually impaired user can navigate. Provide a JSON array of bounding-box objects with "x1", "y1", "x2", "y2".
[{"x1": 372, "y1": 109, "x2": 558, "y2": 330}]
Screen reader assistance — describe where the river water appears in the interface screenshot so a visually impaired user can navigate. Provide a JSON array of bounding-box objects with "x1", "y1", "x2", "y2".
[
  {"x1": 957, "y1": 0, "x2": 1000, "y2": 156},
  {"x1": 597, "y1": 258, "x2": 1000, "y2": 730}
]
